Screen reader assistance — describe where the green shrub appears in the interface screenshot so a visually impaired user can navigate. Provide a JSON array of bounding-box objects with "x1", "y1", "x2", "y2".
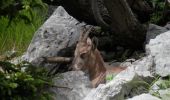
[{"x1": 0, "y1": 61, "x2": 54, "y2": 100}]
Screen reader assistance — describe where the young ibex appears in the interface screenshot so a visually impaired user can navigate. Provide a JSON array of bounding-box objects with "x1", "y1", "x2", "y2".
[{"x1": 72, "y1": 27, "x2": 126, "y2": 88}]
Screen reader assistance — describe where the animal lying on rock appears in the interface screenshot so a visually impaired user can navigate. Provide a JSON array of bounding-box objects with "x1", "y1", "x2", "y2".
[{"x1": 72, "y1": 27, "x2": 126, "y2": 88}]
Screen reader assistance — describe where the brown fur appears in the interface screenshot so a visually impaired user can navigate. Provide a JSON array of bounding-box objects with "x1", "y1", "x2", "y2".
[{"x1": 72, "y1": 37, "x2": 126, "y2": 88}]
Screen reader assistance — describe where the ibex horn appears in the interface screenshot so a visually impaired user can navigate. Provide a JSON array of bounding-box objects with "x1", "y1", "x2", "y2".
[
  {"x1": 79, "y1": 27, "x2": 86, "y2": 41},
  {"x1": 82, "y1": 26, "x2": 93, "y2": 41}
]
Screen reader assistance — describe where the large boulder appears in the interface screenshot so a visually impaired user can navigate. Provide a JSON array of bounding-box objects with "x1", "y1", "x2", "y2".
[
  {"x1": 146, "y1": 31, "x2": 170, "y2": 76},
  {"x1": 23, "y1": 6, "x2": 86, "y2": 70}
]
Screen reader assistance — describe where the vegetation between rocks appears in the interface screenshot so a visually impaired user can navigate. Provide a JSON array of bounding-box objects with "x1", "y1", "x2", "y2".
[{"x1": 0, "y1": 61, "x2": 55, "y2": 100}]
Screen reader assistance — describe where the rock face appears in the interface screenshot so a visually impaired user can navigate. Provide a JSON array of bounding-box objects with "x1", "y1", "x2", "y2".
[
  {"x1": 146, "y1": 31, "x2": 170, "y2": 76},
  {"x1": 127, "y1": 93, "x2": 161, "y2": 100},
  {"x1": 23, "y1": 6, "x2": 86, "y2": 70},
  {"x1": 51, "y1": 71, "x2": 92, "y2": 100}
]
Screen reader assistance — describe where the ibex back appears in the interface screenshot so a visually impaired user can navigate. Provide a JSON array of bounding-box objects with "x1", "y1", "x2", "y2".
[{"x1": 72, "y1": 27, "x2": 126, "y2": 88}]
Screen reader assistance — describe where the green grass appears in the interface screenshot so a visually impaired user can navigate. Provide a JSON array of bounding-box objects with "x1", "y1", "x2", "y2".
[
  {"x1": 149, "y1": 76, "x2": 170, "y2": 99},
  {"x1": 0, "y1": 11, "x2": 45, "y2": 55}
]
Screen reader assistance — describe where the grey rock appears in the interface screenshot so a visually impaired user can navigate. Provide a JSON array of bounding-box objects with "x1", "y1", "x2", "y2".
[
  {"x1": 164, "y1": 22, "x2": 170, "y2": 30},
  {"x1": 127, "y1": 94, "x2": 161, "y2": 100},
  {"x1": 146, "y1": 31, "x2": 170, "y2": 76},
  {"x1": 132, "y1": 56, "x2": 154, "y2": 77},
  {"x1": 146, "y1": 24, "x2": 168, "y2": 43},
  {"x1": 23, "y1": 6, "x2": 86, "y2": 69},
  {"x1": 50, "y1": 71, "x2": 92, "y2": 100}
]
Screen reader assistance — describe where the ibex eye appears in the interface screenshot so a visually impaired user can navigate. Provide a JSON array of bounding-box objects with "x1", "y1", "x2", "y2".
[{"x1": 80, "y1": 53, "x2": 86, "y2": 58}]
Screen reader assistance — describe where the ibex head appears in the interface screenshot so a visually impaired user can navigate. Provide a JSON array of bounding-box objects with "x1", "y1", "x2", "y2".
[{"x1": 72, "y1": 27, "x2": 98, "y2": 71}]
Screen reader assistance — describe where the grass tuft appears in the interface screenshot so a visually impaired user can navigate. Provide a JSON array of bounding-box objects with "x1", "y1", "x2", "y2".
[{"x1": 0, "y1": 10, "x2": 45, "y2": 55}]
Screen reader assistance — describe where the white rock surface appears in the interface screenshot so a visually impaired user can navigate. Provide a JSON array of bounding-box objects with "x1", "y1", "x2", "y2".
[
  {"x1": 51, "y1": 71, "x2": 92, "y2": 100},
  {"x1": 132, "y1": 56, "x2": 154, "y2": 77},
  {"x1": 127, "y1": 94, "x2": 161, "y2": 100},
  {"x1": 146, "y1": 31, "x2": 170, "y2": 76}
]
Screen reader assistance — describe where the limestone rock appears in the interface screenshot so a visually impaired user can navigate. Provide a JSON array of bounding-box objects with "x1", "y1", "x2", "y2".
[
  {"x1": 146, "y1": 31, "x2": 170, "y2": 76},
  {"x1": 23, "y1": 6, "x2": 86, "y2": 69},
  {"x1": 51, "y1": 71, "x2": 92, "y2": 100},
  {"x1": 127, "y1": 94, "x2": 161, "y2": 100}
]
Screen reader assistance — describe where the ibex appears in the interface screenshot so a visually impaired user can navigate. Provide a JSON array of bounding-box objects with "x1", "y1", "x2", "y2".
[{"x1": 72, "y1": 27, "x2": 126, "y2": 88}]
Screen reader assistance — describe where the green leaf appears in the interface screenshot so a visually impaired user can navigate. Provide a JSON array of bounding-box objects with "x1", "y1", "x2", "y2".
[
  {"x1": 9, "y1": 83, "x2": 18, "y2": 89},
  {"x1": 24, "y1": 77, "x2": 34, "y2": 81}
]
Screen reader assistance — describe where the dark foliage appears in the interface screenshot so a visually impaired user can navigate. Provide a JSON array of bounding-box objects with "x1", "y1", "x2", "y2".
[{"x1": 0, "y1": 61, "x2": 54, "y2": 100}]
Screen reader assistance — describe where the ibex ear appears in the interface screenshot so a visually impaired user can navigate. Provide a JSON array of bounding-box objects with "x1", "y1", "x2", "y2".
[
  {"x1": 91, "y1": 37, "x2": 98, "y2": 51},
  {"x1": 87, "y1": 38, "x2": 92, "y2": 45},
  {"x1": 86, "y1": 38, "x2": 92, "y2": 51}
]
